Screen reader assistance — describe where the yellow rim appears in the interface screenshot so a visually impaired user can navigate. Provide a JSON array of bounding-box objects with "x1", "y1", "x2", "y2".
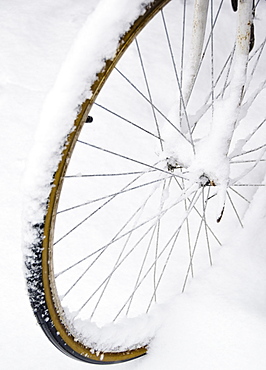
[{"x1": 42, "y1": 0, "x2": 170, "y2": 363}]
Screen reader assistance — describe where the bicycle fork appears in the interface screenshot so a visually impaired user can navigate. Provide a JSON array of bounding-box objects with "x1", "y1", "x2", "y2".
[{"x1": 174, "y1": 0, "x2": 255, "y2": 221}]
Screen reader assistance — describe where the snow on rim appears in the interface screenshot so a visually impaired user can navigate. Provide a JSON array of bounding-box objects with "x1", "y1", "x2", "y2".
[{"x1": 22, "y1": 0, "x2": 155, "y2": 248}]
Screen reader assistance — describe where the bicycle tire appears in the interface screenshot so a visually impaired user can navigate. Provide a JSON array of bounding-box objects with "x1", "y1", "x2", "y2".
[{"x1": 25, "y1": 0, "x2": 170, "y2": 364}]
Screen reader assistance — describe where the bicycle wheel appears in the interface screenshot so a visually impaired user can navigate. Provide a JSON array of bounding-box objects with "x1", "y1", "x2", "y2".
[{"x1": 25, "y1": 0, "x2": 266, "y2": 364}]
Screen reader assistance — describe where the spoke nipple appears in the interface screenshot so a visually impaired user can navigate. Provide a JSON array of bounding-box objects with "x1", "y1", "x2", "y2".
[{"x1": 86, "y1": 116, "x2": 93, "y2": 123}]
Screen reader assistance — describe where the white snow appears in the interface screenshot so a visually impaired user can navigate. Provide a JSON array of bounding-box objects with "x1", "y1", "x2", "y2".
[
  {"x1": 1, "y1": 0, "x2": 266, "y2": 369},
  {"x1": 64, "y1": 304, "x2": 163, "y2": 353}
]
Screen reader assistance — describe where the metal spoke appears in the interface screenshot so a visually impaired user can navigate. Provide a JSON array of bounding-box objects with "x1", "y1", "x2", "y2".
[
  {"x1": 146, "y1": 189, "x2": 203, "y2": 302},
  {"x1": 56, "y1": 187, "x2": 160, "y2": 279},
  {"x1": 153, "y1": 178, "x2": 169, "y2": 303},
  {"x1": 226, "y1": 190, "x2": 243, "y2": 228},
  {"x1": 180, "y1": 0, "x2": 187, "y2": 90},
  {"x1": 94, "y1": 102, "x2": 162, "y2": 141},
  {"x1": 231, "y1": 183, "x2": 265, "y2": 187},
  {"x1": 114, "y1": 66, "x2": 192, "y2": 145},
  {"x1": 75, "y1": 188, "x2": 200, "y2": 318},
  {"x1": 57, "y1": 174, "x2": 169, "y2": 215},
  {"x1": 244, "y1": 37, "x2": 266, "y2": 97},
  {"x1": 77, "y1": 140, "x2": 188, "y2": 180},
  {"x1": 135, "y1": 38, "x2": 163, "y2": 150},
  {"x1": 73, "y1": 184, "x2": 201, "y2": 318},
  {"x1": 230, "y1": 147, "x2": 266, "y2": 185},
  {"x1": 230, "y1": 143, "x2": 266, "y2": 160},
  {"x1": 228, "y1": 186, "x2": 250, "y2": 204},
  {"x1": 89, "y1": 190, "x2": 153, "y2": 320},
  {"x1": 113, "y1": 189, "x2": 202, "y2": 319},
  {"x1": 161, "y1": 8, "x2": 195, "y2": 152},
  {"x1": 203, "y1": 187, "x2": 212, "y2": 266},
  {"x1": 172, "y1": 176, "x2": 221, "y2": 246},
  {"x1": 75, "y1": 221, "x2": 159, "y2": 318},
  {"x1": 231, "y1": 159, "x2": 266, "y2": 164},
  {"x1": 210, "y1": 0, "x2": 215, "y2": 118},
  {"x1": 56, "y1": 181, "x2": 199, "y2": 280},
  {"x1": 55, "y1": 173, "x2": 170, "y2": 244},
  {"x1": 65, "y1": 171, "x2": 152, "y2": 178},
  {"x1": 126, "y1": 224, "x2": 157, "y2": 315},
  {"x1": 182, "y1": 188, "x2": 212, "y2": 293}
]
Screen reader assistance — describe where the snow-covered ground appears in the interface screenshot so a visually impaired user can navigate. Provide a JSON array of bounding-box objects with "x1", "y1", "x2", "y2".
[{"x1": 1, "y1": 1, "x2": 266, "y2": 369}]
